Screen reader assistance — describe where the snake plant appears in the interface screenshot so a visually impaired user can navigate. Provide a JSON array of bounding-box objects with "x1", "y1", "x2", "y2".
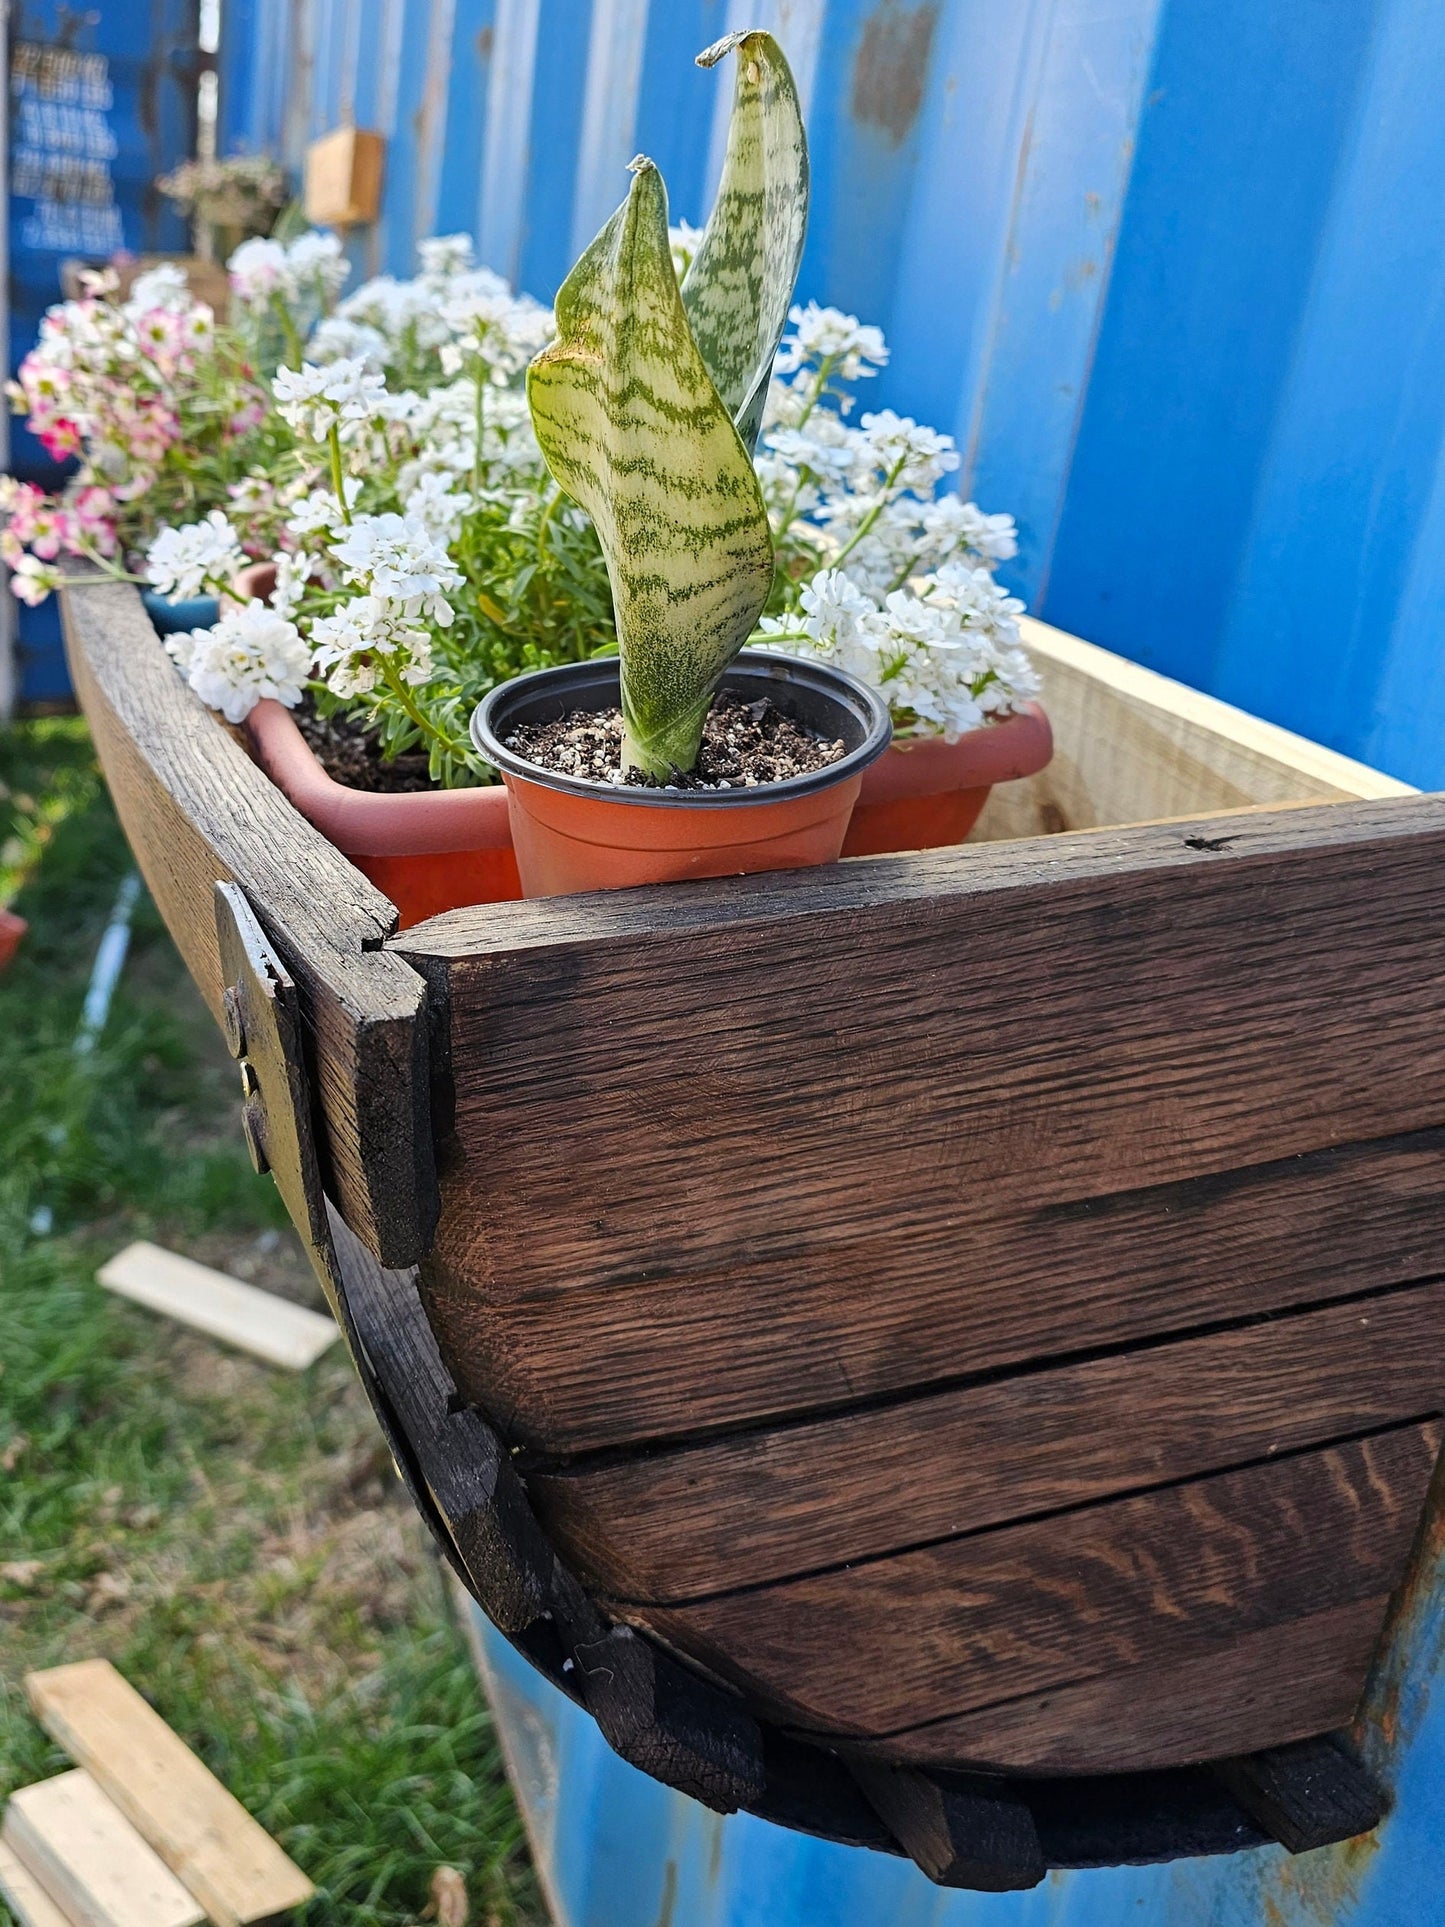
[{"x1": 526, "y1": 31, "x2": 809, "y2": 780}]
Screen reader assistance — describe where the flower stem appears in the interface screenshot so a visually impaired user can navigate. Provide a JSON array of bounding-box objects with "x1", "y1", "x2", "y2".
[
  {"x1": 376, "y1": 657, "x2": 469, "y2": 761},
  {"x1": 794, "y1": 355, "x2": 835, "y2": 429},
  {"x1": 471, "y1": 367, "x2": 488, "y2": 493},
  {"x1": 269, "y1": 293, "x2": 303, "y2": 366},
  {"x1": 829, "y1": 456, "x2": 907, "y2": 572},
  {"x1": 327, "y1": 425, "x2": 352, "y2": 523},
  {"x1": 535, "y1": 485, "x2": 562, "y2": 555}
]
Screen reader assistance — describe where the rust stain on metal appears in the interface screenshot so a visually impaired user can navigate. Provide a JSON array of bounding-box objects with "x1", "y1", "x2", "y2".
[
  {"x1": 477, "y1": 25, "x2": 494, "y2": 59},
  {"x1": 850, "y1": 1, "x2": 938, "y2": 147},
  {"x1": 651, "y1": 1859, "x2": 678, "y2": 1927},
  {"x1": 1245, "y1": 1453, "x2": 1445, "y2": 1925}
]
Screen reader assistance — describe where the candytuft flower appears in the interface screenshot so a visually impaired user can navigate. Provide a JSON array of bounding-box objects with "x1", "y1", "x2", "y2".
[
  {"x1": 167, "y1": 601, "x2": 312, "y2": 722},
  {"x1": 146, "y1": 511, "x2": 245, "y2": 601}
]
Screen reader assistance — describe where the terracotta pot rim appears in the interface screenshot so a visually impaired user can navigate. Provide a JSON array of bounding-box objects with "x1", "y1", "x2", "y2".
[
  {"x1": 471, "y1": 649, "x2": 892, "y2": 810},
  {"x1": 859, "y1": 703, "x2": 1054, "y2": 805},
  {"x1": 246, "y1": 699, "x2": 512, "y2": 857}
]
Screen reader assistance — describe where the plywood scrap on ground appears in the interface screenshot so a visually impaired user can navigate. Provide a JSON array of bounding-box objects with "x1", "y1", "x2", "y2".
[
  {"x1": 96, "y1": 1241, "x2": 338, "y2": 1371},
  {"x1": 24, "y1": 1660, "x2": 314, "y2": 1927}
]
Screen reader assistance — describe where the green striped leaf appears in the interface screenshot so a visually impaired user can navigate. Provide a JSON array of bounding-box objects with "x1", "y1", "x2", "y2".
[
  {"x1": 528, "y1": 158, "x2": 774, "y2": 780},
  {"x1": 684, "y1": 30, "x2": 809, "y2": 453}
]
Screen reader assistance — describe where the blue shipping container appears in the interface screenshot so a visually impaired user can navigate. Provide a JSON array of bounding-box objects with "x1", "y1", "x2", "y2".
[{"x1": 7, "y1": 0, "x2": 198, "y2": 700}]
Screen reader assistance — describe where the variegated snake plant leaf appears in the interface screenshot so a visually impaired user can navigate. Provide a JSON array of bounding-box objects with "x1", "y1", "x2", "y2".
[
  {"x1": 527, "y1": 158, "x2": 775, "y2": 780},
  {"x1": 684, "y1": 30, "x2": 810, "y2": 454}
]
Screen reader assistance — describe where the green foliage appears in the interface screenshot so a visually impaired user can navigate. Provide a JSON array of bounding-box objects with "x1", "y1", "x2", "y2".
[
  {"x1": 309, "y1": 489, "x2": 620, "y2": 789},
  {"x1": 0, "y1": 718, "x2": 540, "y2": 1927}
]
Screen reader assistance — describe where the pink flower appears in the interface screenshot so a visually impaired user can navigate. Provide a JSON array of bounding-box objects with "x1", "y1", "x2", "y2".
[
  {"x1": 10, "y1": 554, "x2": 63, "y2": 604},
  {"x1": 38, "y1": 417, "x2": 82, "y2": 458},
  {"x1": 226, "y1": 396, "x2": 266, "y2": 439},
  {"x1": 134, "y1": 307, "x2": 186, "y2": 373},
  {"x1": 27, "y1": 501, "x2": 71, "y2": 559},
  {"x1": 0, "y1": 478, "x2": 46, "y2": 541}
]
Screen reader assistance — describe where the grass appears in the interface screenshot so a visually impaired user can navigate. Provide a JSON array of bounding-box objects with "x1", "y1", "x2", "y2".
[{"x1": 0, "y1": 717, "x2": 543, "y2": 1926}]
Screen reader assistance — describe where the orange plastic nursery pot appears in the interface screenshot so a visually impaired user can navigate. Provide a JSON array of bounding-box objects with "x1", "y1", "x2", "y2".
[
  {"x1": 231, "y1": 561, "x2": 520, "y2": 927},
  {"x1": 471, "y1": 650, "x2": 892, "y2": 898},
  {"x1": 0, "y1": 907, "x2": 26, "y2": 975},
  {"x1": 245, "y1": 700, "x2": 519, "y2": 928},
  {"x1": 841, "y1": 701, "x2": 1054, "y2": 857}
]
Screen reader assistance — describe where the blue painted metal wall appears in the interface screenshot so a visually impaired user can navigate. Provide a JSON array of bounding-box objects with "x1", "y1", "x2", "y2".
[{"x1": 7, "y1": 0, "x2": 198, "y2": 700}]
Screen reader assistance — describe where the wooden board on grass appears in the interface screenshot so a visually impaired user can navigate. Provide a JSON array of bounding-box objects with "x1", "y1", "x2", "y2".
[
  {"x1": 25, "y1": 1662, "x2": 314, "y2": 1927},
  {"x1": 97, "y1": 1242, "x2": 338, "y2": 1371},
  {"x1": 0, "y1": 1836, "x2": 76, "y2": 1927},
  {"x1": 2, "y1": 1771, "x2": 203, "y2": 1927}
]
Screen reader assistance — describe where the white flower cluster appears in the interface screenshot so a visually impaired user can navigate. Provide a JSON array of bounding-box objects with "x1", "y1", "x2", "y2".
[
  {"x1": 762, "y1": 563, "x2": 1038, "y2": 740},
  {"x1": 754, "y1": 304, "x2": 1035, "y2": 734},
  {"x1": 166, "y1": 601, "x2": 312, "y2": 723},
  {"x1": 229, "y1": 232, "x2": 349, "y2": 315},
  {"x1": 146, "y1": 509, "x2": 245, "y2": 600},
  {"x1": 273, "y1": 356, "x2": 389, "y2": 444}
]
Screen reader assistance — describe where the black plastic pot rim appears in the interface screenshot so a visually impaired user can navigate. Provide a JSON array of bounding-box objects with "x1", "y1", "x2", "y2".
[{"x1": 470, "y1": 648, "x2": 894, "y2": 810}]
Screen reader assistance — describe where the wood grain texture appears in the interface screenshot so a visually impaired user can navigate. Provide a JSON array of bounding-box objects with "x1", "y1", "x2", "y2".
[
  {"x1": 62, "y1": 569, "x2": 435, "y2": 1268},
  {"x1": 2, "y1": 1772, "x2": 204, "y2": 1927},
  {"x1": 844, "y1": 1598, "x2": 1393, "y2": 1774},
  {"x1": 396, "y1": 797, "x2": 1445, "y2": 1451},
  {"x1": 25, "y1": 1661, "x2": 313, "y2": 1927},
  {"x1": 617, "y1": 1424, "x2": 1440, "y2": 1770},
  {"x1": 329, "y1": 1206, "x2": 555, "y2": 1636},
  {"x1": 971, "y1": 615, "x2": 1413, "y2": 841},
  {"x1": 527, "y1": 1278, "x2": 1445, "y2": 1599}
]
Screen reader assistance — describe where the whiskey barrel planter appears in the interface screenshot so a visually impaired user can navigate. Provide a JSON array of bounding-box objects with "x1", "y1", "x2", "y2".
[{"x1": 62, "y1": 565, "x2": 1445, "y2": 1890}]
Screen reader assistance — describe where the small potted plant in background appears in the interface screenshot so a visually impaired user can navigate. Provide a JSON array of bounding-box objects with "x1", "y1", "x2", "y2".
[{"x1": 157, "y1": 153, "x2": 290, "y2": 269}]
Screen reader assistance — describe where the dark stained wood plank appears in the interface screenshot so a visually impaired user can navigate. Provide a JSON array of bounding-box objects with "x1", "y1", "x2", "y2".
[
  {"x1": 845, "y1": 1597, "x2": 1391, "y2": 1774},
  {"x1": 426, "y1": 1127, "x2": 1445, "y2": 1452},
  {"x1": 1213, "y1": 1737, "x2": 1383, "y2": 1854},
  {"x1": 617, "y1": 1423, "x2": 1440, "y2": 1770},
  {"x1": 328, "y1": 1205, "x2": 555, "y2": 1635},
  {"x1": 847, "y1": 1762, "x2": 1045, "y2": 1890},
  {"x1": 396, "y1": 798, "x2": 1445, "y2": 1450},
  {"x1": 62, "y1": 571, "x2": 437, "y2": 1266},
  {"x1": 526, "y1": 1278, "x2": 1445, "y2": 1599}
]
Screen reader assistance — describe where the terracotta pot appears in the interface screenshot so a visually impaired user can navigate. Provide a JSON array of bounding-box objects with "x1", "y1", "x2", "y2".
[
  {"x1": 841, "y1": 702, "x2": 1055, "y2": 857},
  {"x1": 472, "y1": 650, "x2": 892, "y2": 898},
  {"x1": 0, "y1": 907, "x2": 26, "y2": 975},
  {"x1": 246, "y1": 700, "x2": 519, "y2": 927},
  {"x1": 233, "y1": 562, "x2": 518, "y2": 926}
]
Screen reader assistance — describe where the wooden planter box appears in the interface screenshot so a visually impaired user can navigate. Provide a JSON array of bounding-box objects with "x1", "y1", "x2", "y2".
[{"x1": 63, "y1": 571, "x2": 1443, "y2": 1888}]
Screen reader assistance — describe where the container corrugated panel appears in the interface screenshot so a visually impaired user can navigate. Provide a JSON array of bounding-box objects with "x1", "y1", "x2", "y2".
[
  {"x1": 7, "y1": 0, "x2": 198, "y2": 700},
  {"x1": 218, "y1": 0, "x2": 1445, "y2": 786}
]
